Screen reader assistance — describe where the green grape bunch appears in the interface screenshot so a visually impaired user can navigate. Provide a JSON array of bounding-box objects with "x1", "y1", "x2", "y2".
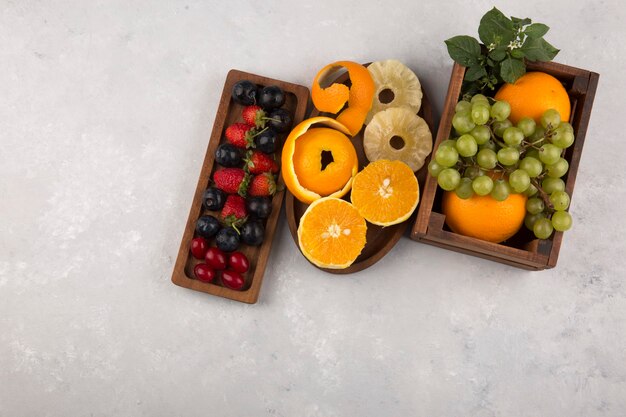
[{"x1": 428, "y1": 94, "x2": 575, "y2": 240}]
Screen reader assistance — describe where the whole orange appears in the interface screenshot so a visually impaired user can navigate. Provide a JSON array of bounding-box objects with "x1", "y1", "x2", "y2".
[
  {"x1": 442, "y1": 191, "x2": 527, "y2": 243},
  {"x1": 494, "y1": 71, "x2": 571, "y2": 124}
]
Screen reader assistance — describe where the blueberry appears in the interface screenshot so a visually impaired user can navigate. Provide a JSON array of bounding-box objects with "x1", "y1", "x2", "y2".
[
  {"x1": 258, "y1": 86, "x2": 285, "y2": 110},
  {"x1": 232, "y1": 80, "x2": 258, "y2": 105},
  {"x1": 215, "y1": 143, "x2": 242, "y2": 167},
  {"x1": 196, "y1": 215, "x2": 221, "y2": 239},
  {"x1": 241, "y1": 221, "x2": 264, "y2": 246},
  {"x1": 246, "y1": 197, "x2": 272, "y2": 219},
  {"x1": 254, "y1": 128, "x2": 278, "y2": 154},
  {"x1": 203, "y1": 187, "x2": 226, "y2": 211},
  {"x1": 216, "y1": 227, "x2": 240, "y2": 252},
  {"x1": 268, "y1": 109, "x2": 292, "y2": 133}
]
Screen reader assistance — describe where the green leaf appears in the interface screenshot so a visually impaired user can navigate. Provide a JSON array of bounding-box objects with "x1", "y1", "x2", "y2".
[
  {"x1": 511, "y1": 49, "x2": 525, "y2": 59},
  {"x1": 500, "y1": 57, "x2": 526, "y2": 83},
  {"x1": 525, "y1": 23, "x2": 549, "y2": 39},
  {"x1": 521, "y1": 37, "x2": 560, "y2": 61},
  {"x1": 444, "y1": 35, "x2": 482, "y2": 66},
  {"x1": 465, "y1": 65, "x2": 488, "y2": 82},
  {"x1": 478, "y1": 7, "x2": 514, "y2": 48},
  {"x1": 489, "y1": 47, "x2": 507, "y2": 61},
  {"x1": 512, "y1": 16, "x2": 532, "y2": 26}
]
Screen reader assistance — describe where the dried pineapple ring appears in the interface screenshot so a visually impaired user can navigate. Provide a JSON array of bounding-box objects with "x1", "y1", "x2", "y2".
[
  {"x1": 364, "y1": 107, "x2": 432, "y2": 171},
  {"x1": 365, "y1": 60, "x2": 423, "y2": 125}
]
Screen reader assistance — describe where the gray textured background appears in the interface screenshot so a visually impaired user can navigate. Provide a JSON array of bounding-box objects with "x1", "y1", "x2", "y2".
[{"x1": 1, "y1": 1, "x2": 625, "y2": 416}]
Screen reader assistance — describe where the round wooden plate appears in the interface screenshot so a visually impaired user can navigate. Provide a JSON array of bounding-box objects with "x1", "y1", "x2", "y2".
[{"x1": 285, "y1": 65, "x2": 436, "y2": 274}]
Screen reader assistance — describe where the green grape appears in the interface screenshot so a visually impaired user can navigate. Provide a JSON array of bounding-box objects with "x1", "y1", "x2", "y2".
[
  {"x1": 490, "y1": 100, "x2": 511, "y2": 122},
  {"x1": 476, "y1": 148, "x2": 497, "y2": 170},
  {"x1": 539, "y1": 144, "x2": 561, "y2": 165},
  {"x1": 526, "y1": 197, "x2": 545, "y2": 214},
  {"x1": 455, "y1": 100, "x2": 472, "y2": 114},
  {"x1": 437, "y1": 168, "x2": 461, "y2": 191},
  {"x1": 493, "y1": 119, "x2": 513, "y2": 137},
  {"x1": 551, "y1": 210, "x2": 572, "y2": 231},
  {"x1": 541, "y1": 108, "x2": 562, "y2": 129},
  {"x1": 533, "y1": 217, "x2": 554, "y2": 239},
  {"x1": 519, "y1": 156, "x2": 543, "y2": 178},
  {"x1": 464, "y1": 165, "x2": 484, "y2": 179},
  {"x1": 542, "y1": 178, "x2": 565, "y2": 194},
  {"x1": 435, "y1": 145, "x2": 459, "y2": 167},
  {"x1": 452, "y1": 112, "x2": 475, "y2": 134},
  {"x1": 559, "y1": 122, "x2": 574, "y2": 133},
  {"x1": 439, "y1": 139, "x2": 457, "y2": 148},
  {"x1": 471, "y1": 125, "x2": 491, "y2": 145},
  {"x1": 491, "y1": 179, "x2": 511, "y2": 201},
  {"x1": 517, "y1": 117, "x2": 536, "y2": 137},
  {"x1": 456, "y1": 134, "x2": 478, "y2": 157},
  {"x1": 497, "y1": 147, "x2": 520, "y2": 166},
  {"x1": 472, "y1": 175, "x2": 494, "y2": 196},
  {"x1": 546, "y1": 158, "x2": 569, "y2": 178},
  {"x1": 428, "y1": 160, "x2": 444, "y2": 178},
  {"x1": 524, "y1": 183, "x2": 539, "y2": 197},
  {"x1": 470, "y1": 94, "x2": 490, "y2": 105},
  {"x1": 529, "y1": 125, "x2": 546, "y2": 143},
  {"x1": 509, "y1": 169, "x2": 531, "y2": 193},
  {"x1": 471, "y1": 103, "x2": 490, "y2": 125},
  {"x1": 552, "y1": 127, "x2": 575, "y2": 148},
  {"x1": 525, "y1": 148, "x2": 540, "y2": 160},
  {"x1": 503, "y1": 127, "x2": 524, "y2": 146},
  {"x1": 525, "y1": 212, "x2": 545, "y2": 231},
  {"x1": 455, "y1": 177, "x2": 474, "y2": 199},
  {"x1": 480, "y1": 139, "x2": 497, "y2": 151},
  {"x1": 550, "y1": 190, "x2": 570, "y2": 211}
]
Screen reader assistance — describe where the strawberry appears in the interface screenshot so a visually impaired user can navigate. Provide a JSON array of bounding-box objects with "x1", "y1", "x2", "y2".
[
  {"x1": 225, "y1": 123, "x2": 256, "y2": 149},
  {"x1": 242, "y1": 105, "x2": 267, "y2": 128},
  {"x1": 245, "y1": 150, "x2": 279, "y2": 174},
  {"x1": 213, "y1": 168, "x2": 250, "y2": 197},
  {"x1": 248, "y1": 172, "x2": 278, "y2": 197},
  {"x1": 221, "y1": 194, "x2": 247, "y2": 227}
]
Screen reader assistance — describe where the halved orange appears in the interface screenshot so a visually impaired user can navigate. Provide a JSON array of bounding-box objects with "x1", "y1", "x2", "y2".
[
  {"x1": 311, "y1": 61, "x2": 375, "y2": 136},
  {"x1": 297, "y1": 197, "x2": 367, "y2": 269},
  {"x1": 282, "y1": 117, "x2": 357, "y2": 204},
  {"x1": 350, "y1": 159, "x2": 419, "y2": 226}
]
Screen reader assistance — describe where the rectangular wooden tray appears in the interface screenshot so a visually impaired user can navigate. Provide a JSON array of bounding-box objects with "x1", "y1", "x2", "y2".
[
  {"x1": 411, "y1": 61, "x2": 599, "y2": 270},
  {"x1": 171, "y1": 69, "x2": 309, "y2": 303}
]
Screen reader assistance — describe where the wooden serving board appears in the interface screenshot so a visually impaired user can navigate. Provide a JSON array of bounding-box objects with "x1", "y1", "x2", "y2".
[
  {"x1": 411, "y1": 61, "x2": 599, "y2": 270},
  {"x1": 171, "y1": 69, "x2": 309, "y2": 303},
  {"x1": 285, "y1": 66, "x2": 435, "y2": 274}
]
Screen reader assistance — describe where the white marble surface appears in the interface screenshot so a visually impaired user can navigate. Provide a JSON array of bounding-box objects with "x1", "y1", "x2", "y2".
[{"x1": 1, "y1": 1, "x2": 625, "y2": 416}]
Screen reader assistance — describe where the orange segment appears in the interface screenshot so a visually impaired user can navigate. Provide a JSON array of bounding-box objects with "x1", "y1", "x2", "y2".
[
  {"x1": 297, "y1": 197, "x2": 367, "y2": 269},
  {"x1": 311, "y1": 61, "x2": 375, "y2": 136},
  {"x1": 292, "y1": 127, "x2": 358, "y2": 196},
  {"x1": 350, "y1": 160, "x2": 419, "y2": 226},
  {"x1": 442, "y1": 191, "x2": 527, "y2": 243},
  {"x1": 282, "y1": 117, "x2": 357, "y2": 204},
  {"x1": 494, "y1": 71, "x2": 571, "y2": 124}
]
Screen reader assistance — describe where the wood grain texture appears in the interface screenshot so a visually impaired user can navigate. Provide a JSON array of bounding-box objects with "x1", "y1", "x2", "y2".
[
  {"x1": 285, "y1": 65, "x2": 436, "y2": 274},
  {"x1": 411, "y1": 61, "x2": 599, "y2": 270},
  {"x1": 171, "y1": 69, "x2": 309, "y2": 303}
]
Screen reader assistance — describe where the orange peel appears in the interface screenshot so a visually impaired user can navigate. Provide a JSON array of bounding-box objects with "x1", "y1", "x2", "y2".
[
  {"x1": 311, "y1": 61, "x2": 375, "y2": 136},
  {"x1": 282, "y1": 117, "x2": 357, "y2": 205}
]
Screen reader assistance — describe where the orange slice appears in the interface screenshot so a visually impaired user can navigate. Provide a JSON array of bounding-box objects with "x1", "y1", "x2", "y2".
[
  {"x1": 297, "y1": 197, "x2": 367, "y2": 269},
  {"x1": 282, "y1": 117, "x2": 357, "y2": 204},
  {"x1": 350, "y1": 159, "x2": 419, "y2": 226},
  {"x1": 311, "y1": 61, "x2": 375, "y2": 136}
]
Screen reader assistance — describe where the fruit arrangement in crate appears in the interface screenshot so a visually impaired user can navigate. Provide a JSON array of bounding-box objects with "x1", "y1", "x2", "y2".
[
  {"x1": 171, "y1": 70, "x2": 308, "y2": 303},
  {"x1": 283, "y1": 60, "x2": 435, "y2": 272},
  {"x1": 412, "y1": 8, "x2": 599, "y2": 269}
]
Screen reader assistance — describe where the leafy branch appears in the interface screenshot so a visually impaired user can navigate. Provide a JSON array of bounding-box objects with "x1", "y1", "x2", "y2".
[{"x1": 444, "y1": 7, "x2": 559, "y2": 98}]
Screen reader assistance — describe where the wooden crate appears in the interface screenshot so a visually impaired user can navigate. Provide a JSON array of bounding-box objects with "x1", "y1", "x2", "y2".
[{"x1": 411, "y1": 61, "x2": 599, "y2": 270}]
